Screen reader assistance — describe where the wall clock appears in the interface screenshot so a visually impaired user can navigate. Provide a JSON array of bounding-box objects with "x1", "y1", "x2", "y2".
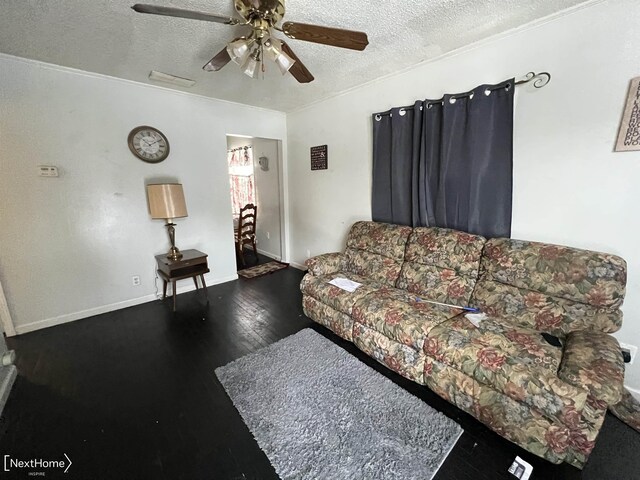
[{"x1": 128, "y1": 126, "x2": 170, "y2": 163}]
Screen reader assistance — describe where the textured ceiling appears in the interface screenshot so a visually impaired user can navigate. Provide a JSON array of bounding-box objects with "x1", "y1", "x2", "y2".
[{"x1": 0, "y1": 0, "x2": 592, "y2": 111}]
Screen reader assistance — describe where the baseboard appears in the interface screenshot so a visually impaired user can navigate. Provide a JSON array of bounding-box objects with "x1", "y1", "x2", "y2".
[
  {"x1": 289, "y1": 261, "x2": 307, "y2": 271},
  {"x1": 256, "y1": 248, "x2": 281, "y2": 261},
  {"x1": 14, "y1": 294, "x2": 159, "y2": 335},
  {"x1": 14, "y1": 272, "x2": 239, "y2": 335},
  {"x1": 625, "y1": 385, "x2": 640, "y2": 401}
]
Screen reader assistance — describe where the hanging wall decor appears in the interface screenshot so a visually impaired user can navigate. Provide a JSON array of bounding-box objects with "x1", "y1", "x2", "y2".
[
  {"x1": 310, "y1": 145, "x2": 328, "y2": 170},
  {"x1": 615, "y1": 76, "x2": 640, "y2": 152}
]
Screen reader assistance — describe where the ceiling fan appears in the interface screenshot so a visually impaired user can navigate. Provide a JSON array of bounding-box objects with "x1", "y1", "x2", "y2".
[{"x1": 131, "y1": 0, "x2": 369, "y2": 83}]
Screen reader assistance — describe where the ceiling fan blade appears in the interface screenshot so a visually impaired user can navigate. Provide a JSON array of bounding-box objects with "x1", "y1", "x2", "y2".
[
  {"x1": 280, "y1": 41, "x2": 314, "y2": 83},
  {"x1": 131, "y1": 4, "x2": 241, "y2": 25},
  {"x1": 203, "y1": 46, "x2": 232, "y2": 72},
  {"x1": 281, "y1": 22, "x2": 369, "y2": 51}
]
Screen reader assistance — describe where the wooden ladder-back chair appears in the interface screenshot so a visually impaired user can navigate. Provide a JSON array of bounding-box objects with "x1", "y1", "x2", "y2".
[{"x1": 236, "y1": 203, "x2": 257, "y2": 267}]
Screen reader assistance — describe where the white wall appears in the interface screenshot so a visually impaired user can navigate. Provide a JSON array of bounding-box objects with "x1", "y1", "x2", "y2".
[
  {"x1": 287, "y1": 0, "x2": 640, "y2": 390},
  {"x1": 0, "y1": 54, "x2": 286, "y2": 333},
  {"x1": 252, "y1": 138, "x2": 282, "y2": 259}
]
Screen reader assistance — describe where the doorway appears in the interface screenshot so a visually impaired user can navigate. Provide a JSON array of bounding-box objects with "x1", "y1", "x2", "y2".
[{"x1": 226, "y1": 135, "x2": 283, "y2": 270}]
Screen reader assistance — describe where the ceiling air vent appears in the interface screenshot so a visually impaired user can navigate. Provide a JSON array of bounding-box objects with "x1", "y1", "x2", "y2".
[{"x1": 148, "y1": 70, "x2": 196, "y2": 88}]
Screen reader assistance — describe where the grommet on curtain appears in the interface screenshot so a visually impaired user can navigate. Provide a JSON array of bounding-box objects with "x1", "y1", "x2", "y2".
[
  {"x1": 505, "y1": 83, "x2": 512, "y2": 91},
  {"x1": 375, "y1": 114, "x2": 382, "y2": 121},
  {"x1": 449, "y1": 97, "x2": 456, "y2": 104},
  {"x1": 399, "y1": 109, "x2": 406, "y2": 116},
  {"x1": 484, "y1": 89, "x2": 491, "y2": 96}
]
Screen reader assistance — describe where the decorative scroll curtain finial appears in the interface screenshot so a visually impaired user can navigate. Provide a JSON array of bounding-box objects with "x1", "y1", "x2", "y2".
[{"x1": 515, "y1": 71, "x2": 551, "y2": 88}]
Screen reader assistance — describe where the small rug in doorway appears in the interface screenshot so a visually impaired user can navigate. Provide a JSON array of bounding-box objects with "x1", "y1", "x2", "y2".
[
  {"x1": 238, "y1": 261, "x2": 288, "y2": 279},
  {"x1": 215, "y1": 329, "x2": 462, "y2": 480}
]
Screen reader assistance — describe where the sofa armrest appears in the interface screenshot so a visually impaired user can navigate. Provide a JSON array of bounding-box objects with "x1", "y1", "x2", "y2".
[
  {"x1": 558, "y1": 331, "x2": 624, "y2": 405},
  {"x1": 305, "y1": 253, "x2": 345, "y2": 276}
]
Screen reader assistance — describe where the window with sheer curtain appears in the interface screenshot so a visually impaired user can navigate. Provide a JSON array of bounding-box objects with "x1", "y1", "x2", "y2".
[{"x1": 228, "y1": 146, "x2": 256, "y2": 215}]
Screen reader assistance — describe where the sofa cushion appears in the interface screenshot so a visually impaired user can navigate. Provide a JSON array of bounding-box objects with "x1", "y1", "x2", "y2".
[
  {"x1": 343, "y1": 221, "x2": 413, "y2": 286},
  {"x1": 396, "y1": 227, "x2": 486, "y2": 305},
  {"x1": 471, "y1": 238, "x2": 626, "y2": 335},
  {"x1": 426, "y1": 316, "x2": 563, "y2": 375},
  {"x1": 300, "y1": 271, "x2": 383, "y2": 315},
  {"x1": 352, "y1": 287, "x2": 461, "y2": 351},
  {"x1": 425, "y1": 315, "x2": 589, "y2": 424}
]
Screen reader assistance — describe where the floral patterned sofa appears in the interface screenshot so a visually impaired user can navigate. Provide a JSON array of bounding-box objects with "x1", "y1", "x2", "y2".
[{"x1": 300, "y1": 221, "x2": 627, "y2": 469}]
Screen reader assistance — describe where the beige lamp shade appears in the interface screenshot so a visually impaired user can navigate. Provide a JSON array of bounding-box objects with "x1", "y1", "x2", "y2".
[{"x1": 147, "y1": 183, "x2": 188, "y2": 220}]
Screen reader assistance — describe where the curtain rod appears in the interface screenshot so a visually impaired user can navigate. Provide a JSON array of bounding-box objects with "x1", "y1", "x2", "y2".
[
  {"x1": 374, "y1": 71, "x2": 551, "y2": 120},
  {"x1": 228, "y1": 145, "x2": 253, "y2": 152}
]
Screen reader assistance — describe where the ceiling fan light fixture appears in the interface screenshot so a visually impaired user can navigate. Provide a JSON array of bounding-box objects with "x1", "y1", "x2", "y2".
[
  {"x1": 263, "y1": 37, "x2": 281, "y2": 59},
  {"x1": 202, "y1": 60, "x2": 217, "y2": 72},
  {"x1": 274, "y1": 51, "x2": 295, "y2": 75},
  {"x1": 263, "y1": 37, "x2": 295, "y2": 75},
  {"x1": 241, "y1": 49, "x2": 261, "y2": 79},
  {"x1": 227, "y1": 37, "x2": 253, "y2": 65}
]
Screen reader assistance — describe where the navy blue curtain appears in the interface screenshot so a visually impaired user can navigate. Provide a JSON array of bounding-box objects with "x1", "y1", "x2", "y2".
[{"x1": 372, "y1": 79, "x2": 514, "y2": 238}]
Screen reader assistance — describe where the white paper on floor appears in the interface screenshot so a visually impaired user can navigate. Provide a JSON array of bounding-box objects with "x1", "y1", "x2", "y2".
[{"x1": 508, "y1": 456, "x2": 533, "y2": 480}]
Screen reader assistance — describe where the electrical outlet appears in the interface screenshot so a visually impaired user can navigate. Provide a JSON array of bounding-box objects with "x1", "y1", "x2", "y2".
[
  {"x1": 132, "y1": 275, "x2": 141, "y2": 286},
  {"x1": 620, "y1": 343, "x2": 637, "y2": 364},
  {"x1": 266, "y1": 231, "x2": 270, "y2": 240}
]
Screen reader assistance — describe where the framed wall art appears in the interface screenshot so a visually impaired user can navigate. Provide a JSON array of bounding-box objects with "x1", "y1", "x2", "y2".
[
  {"x1": 615, "y1": 76, "x2": 640, "y2": 152},
  {"x1": 311, "y1": 145, "x2": 328, "y2": 170}
]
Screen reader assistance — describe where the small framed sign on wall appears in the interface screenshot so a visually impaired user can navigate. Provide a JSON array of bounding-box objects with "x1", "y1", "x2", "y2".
[
  {"x1": 311, "y1": 145, "x2": 328, "y2": 170},
  {"x1": 615, "y1": 76, "x2": 640, "y2": 152}
]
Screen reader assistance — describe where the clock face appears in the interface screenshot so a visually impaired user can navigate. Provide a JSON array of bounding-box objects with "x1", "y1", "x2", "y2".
[{"x1": 128, "y1": 126, "x2": 170, "y2": 163}]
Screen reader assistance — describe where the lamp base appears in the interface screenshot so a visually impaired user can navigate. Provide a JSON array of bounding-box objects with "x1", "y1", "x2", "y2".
[
  {"x1": 164, "y1": 222, "x2": 183, "y2": 260},
  {"x1": 167, "y1": 247, "x2": 183, "y2": 260}
]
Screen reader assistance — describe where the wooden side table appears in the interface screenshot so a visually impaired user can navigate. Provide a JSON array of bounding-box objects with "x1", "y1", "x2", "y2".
[{"x1": 155, "y1": 249, "x2": 210, "y2": 312}]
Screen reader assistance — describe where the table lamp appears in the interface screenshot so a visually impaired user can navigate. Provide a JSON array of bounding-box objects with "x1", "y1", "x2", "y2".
[{"x1": 147, "y1": 183, "x2": 188, "y2": 260}]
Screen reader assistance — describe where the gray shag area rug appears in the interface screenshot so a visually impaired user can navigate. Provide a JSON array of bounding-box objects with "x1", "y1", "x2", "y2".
[{"x1": 215, "y1": 328, "x2": 462, "y2": 479}]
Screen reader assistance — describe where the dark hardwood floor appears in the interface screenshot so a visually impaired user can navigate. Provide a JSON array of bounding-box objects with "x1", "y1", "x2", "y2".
[{"x1": 1, "y1": 265, "x2": 639, "y2": 479}]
